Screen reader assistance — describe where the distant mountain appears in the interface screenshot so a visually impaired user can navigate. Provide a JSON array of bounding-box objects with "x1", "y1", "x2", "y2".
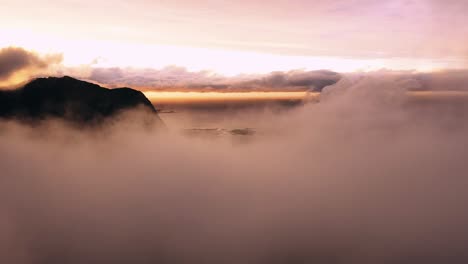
[{"x1": 0, "y1": 76, "x2": 163, "y2": 126}]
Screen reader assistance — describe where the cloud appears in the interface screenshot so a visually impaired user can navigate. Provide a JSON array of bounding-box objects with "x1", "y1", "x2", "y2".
[
  {"x1": 237, "y1": 70, "x2": 341, "y2": 91},
  {"x1": 415, "y1": 70, "x2": 468, "y2": 91},
  {"x1": 87, "y1": 66, "x2": 226, "y2": 89},
  {"x1": 332, "y1": 69, "x2": 468, "y2": 93},
  {"x1": 85, "y1": 66, "x2": 468, "y2": 94},
  {"x1": 2, "y1": 75, "x2": 468, "y2": 262},
  {"x1": 83, "y1": 66, "x2": 341, "y2": 92},
  {"x1": 0, "y1": 47, "x2": 62, "y2": 86}
]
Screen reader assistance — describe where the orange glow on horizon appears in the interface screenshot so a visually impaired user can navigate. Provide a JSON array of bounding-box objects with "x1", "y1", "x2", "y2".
[
  {"x1": 144, "y1": 91, "x2": 317, "y2": 104},
  {"x1": 144, "y1": 90, "x2": 468, "y2": 106}
]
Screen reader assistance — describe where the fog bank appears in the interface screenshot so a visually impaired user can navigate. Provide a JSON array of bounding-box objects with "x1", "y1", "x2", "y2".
[{"x1": 2, "y1": 76, "x2": 468, "y2": 263}]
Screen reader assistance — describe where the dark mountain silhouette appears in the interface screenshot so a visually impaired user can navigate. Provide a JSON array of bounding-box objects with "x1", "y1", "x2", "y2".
[{"x1": 0, "y1": 76, "x2": 163, "y2": 126}]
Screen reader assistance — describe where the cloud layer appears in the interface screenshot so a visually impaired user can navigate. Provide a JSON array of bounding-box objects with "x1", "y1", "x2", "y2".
[
  {"x1": 84, "y1": 66, "x2": 468, "y2": 93},
  {"x1": 85, "y1": 66, "x2": 342, "y2": 92},
  {"x1": 1, "y1": 76, "x2": 468, "y2": 263}
]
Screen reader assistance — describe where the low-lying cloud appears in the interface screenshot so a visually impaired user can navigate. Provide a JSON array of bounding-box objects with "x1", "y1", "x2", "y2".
[
  {"x1": 237, "y1": 70, "x2": 341, "y2": 91},
  {"x1": 342, "y1": 69, "x2": 468, "y2": 92},
  {"x1": 84, "y1": 66, "x2": 342, "y2": 92},
  {"x1": 81, "y1": 66, "x2": 468, "y2": 93},
  {"x1": 1, "y1": 76, "x2": 468, "y2": 263}
]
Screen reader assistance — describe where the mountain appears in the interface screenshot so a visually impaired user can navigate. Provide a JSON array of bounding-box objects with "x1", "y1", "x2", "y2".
[{"x1": 0, "y1": 76, "x2": 163, "y2": 126}]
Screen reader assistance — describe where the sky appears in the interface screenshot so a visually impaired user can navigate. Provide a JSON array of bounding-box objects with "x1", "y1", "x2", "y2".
[{"x1": 0, "y1": 0, "x2": 467, "y2": 76}]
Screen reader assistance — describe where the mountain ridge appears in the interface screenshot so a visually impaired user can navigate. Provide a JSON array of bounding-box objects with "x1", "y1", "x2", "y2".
[{"x1": 0, "y1": 76, "x2": 163, "y2": 126}]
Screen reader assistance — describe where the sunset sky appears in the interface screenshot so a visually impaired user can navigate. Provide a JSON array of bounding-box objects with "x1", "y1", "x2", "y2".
[{"x1": 1, "y1": 0, "x2": 467, "y2": 76}]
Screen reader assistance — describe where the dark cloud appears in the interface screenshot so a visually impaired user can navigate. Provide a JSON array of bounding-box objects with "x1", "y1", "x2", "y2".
[
  {"x1": 85, "y1": 66, "x2": 341, "y2": 92},
  {"x1": 85, "y1": 66, "x2": 468, "y2": 93},
  {"x1": 237, "y1": 70, "x2": 341, "y2": 91},
  {"x1": 0, "y1": 47, "x2": 62, "y2": 83},
  {"x1": 87, "y1": 66, "x2": 226, "y2": 89}
]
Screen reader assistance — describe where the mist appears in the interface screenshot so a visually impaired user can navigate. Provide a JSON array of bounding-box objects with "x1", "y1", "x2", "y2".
[{"x1": 2, "y1": 76, "x2": 468, "y2": 263}]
